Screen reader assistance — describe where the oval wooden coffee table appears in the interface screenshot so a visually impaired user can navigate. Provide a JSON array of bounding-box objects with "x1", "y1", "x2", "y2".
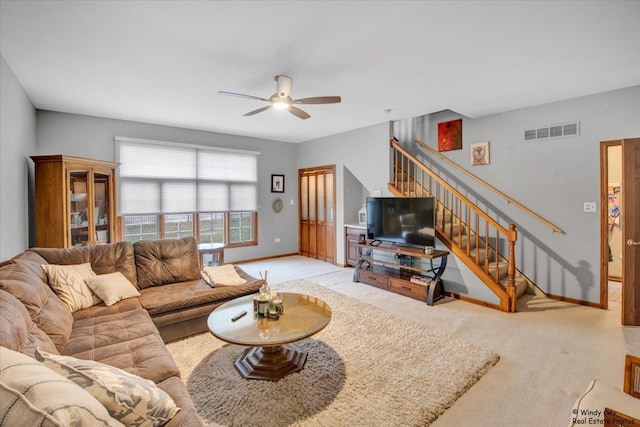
[{"x1": 207, "y1": 292, "x2": 332, "y2": 381}]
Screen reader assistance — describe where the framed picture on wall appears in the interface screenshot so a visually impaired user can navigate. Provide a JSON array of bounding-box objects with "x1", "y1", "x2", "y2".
[
  {"x1": 271, "y1": 174, "x2": 285, "y2": 193},
  {"x1": 470, "y1": 141, "x2": 490, "y2": 166},
  {"x1": 438, "y1": 119, "x2": 462, "y2": 152}
]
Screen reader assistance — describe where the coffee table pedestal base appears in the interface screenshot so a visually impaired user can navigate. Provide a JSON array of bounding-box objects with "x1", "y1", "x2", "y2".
[{"x1": 235, "y1": 344, "x2": 307, "y2": 381}]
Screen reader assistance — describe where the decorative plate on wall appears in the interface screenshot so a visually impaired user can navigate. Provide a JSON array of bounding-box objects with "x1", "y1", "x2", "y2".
[{"x1": 272, "y1": 198, "x2": 283, "y2": 213}]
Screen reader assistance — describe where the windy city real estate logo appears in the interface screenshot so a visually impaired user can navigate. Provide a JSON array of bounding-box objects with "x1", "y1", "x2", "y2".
[{"x1": 571, "y1": 408, "x2": 635, "y2": 425}]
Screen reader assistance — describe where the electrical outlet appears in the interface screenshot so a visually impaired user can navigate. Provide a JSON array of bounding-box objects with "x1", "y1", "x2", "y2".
[
  {"x1": 583, "y1": 202, "x2": 596, "y2": 213},
  {"x1": 275, "y1": 238, "x2": 280, "y2": 243}
]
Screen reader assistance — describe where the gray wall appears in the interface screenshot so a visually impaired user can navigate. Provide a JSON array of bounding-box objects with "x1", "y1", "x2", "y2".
[
  {"x1": 343, "y1": 166, "x2": 368, "y2": 226},
  {"x1": 35, "y1": 111, "x2": 299, "y2": 262},
  {"x1": 3, "y1": 65, "x2": 638, "y2": 307},
  {"x1": 298, "y1": 122, "x2": 391, "y2": 265},
  {"x1": 0, "y1": 54, "x2": 36, "y2": 260},
  {"x1": 392, "y1": 86, "x2": 640, "y2": 304}
]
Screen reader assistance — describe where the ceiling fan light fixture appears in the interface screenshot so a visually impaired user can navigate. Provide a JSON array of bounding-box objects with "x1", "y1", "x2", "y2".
[
  {"x1": 272, "y1": 100, "x2": 290, "y2": 110},
  {"x1": 219, "y1": 75, "x2": 340, "y2": 119}
]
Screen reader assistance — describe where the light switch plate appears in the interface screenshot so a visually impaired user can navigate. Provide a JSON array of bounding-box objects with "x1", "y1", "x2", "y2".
[{"x1": 584, "y1": 202, "x2": 597, "y2": 213}]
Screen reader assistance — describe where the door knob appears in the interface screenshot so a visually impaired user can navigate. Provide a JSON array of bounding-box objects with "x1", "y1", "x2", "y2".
[{"x1": 627, "y1": 239, "x2": 640, "y2": 246}]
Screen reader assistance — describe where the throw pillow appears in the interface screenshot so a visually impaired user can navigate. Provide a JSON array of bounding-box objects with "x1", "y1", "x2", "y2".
[
  {"x1": 0, "y1": 346, "x2": 123, "y2": 427},
  {"x1": 41, "y1": 263, "x2": 101, "y2": 312},
  {"x1": 201, "y1": 264, "x2": 247, "y2": 287},
  {"x1": 85, "y1": 272, "x2": 141, "y2": 306},
  {"x1": 35, "y1": 349, "x2": 180, "y2": 427}
]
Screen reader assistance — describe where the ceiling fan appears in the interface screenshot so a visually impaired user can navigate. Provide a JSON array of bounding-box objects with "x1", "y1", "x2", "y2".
[{"x1": 218, "y1": 75, "x2": 341, "y2": 120}]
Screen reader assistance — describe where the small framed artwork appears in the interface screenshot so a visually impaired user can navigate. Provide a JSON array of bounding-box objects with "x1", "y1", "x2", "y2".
[
  {"x1": 470, "y1": 141, "x2": 490, "y2": 166},
  {"x1": 271, "y1": 174, "x2": 285, "y2": 193},
  {"x1": 438, "y1": 119, "x2": 462, "y2": 152}
]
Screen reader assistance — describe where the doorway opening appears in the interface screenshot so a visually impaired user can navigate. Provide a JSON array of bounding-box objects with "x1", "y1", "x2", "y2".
[
  {"x1": 600, "y1": 141, "x2": 624, "y2": 308},
  {"x1": 600, "y1": 141, "x2": 622, "y2": 310},
  {"x1": 600, "y1": 138, "x2": 640, "y2": 326}
]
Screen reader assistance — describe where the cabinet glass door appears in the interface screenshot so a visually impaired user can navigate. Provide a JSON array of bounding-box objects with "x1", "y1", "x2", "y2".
[
  {"x1": 94, "y1": 172, "x2": 110, "y2": 244},
  {"x1": 69, "y1": 171, "x2": 89, "y2": 246}
]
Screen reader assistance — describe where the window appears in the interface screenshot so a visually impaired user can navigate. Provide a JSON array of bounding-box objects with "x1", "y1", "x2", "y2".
[
  {"x1": 123, "y1": 215, "x2": 159, "y2": 243},
  {"x1": 116, "y1": 137, "x2": 259, "y2": 246},
  {"x1": 199, "y1": 212, "x2": 224, "y2": 244},
  {"x1": 164, "y1": 214, "x2": 194, "y2": 240},
  {"x1": 229, "y1": 212, "x2": 254, "y2": 243}
]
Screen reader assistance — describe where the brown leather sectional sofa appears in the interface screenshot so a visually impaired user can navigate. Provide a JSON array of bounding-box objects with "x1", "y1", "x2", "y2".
[{"x1": 0, "y1": 236, "x2": 263, "y2": 426}]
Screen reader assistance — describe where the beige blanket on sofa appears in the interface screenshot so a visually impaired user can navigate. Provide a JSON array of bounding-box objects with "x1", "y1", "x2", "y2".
[{"x1": 201, "y1": 264, "x2": 247, "y2": 287}]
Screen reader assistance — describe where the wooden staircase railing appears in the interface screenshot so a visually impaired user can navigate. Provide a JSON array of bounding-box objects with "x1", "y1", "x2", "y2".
[
  {"x1": 389, "y1": 139, "x2": 519, "y2": 312},
  {"x1": 414, "y1": 139, "x2": 564, "y2": 234}
]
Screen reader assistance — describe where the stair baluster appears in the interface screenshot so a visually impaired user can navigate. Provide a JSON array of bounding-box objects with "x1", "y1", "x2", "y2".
[{"x1": 388, "y1": 139, "x2": 521, "y2": 312}]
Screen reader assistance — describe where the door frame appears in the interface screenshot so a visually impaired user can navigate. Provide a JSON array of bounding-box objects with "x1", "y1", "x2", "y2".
[
  {"x1": 599, "y1": 141, "x2": 619, "y2": 310},
  {"x1": 298, "y1": 164, "x2": 337, "y2": 264},
  {"x1": 600, "y1": 138, "x2": 640, "y2": 325}
]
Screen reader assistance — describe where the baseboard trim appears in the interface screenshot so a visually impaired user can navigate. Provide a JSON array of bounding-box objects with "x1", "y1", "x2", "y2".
[
  {"x1": 446, "y1": 292, "x2": 502, "y2": 311},
  {"x1": 233, "y1": 252, "x2": 300, "y2": 264},
  {"x1": 546, "y1": 293, "x2": 603, "y2": 309}
]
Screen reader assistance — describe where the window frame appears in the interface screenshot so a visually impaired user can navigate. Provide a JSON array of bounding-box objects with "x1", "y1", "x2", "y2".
[{"x1": 117, "y1": 211, "x2": 258, "y2": 247}]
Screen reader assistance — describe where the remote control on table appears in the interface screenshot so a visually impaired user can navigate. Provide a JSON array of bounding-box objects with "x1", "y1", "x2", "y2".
[{"x1": 231, "y1": 311, "x2": 247, "y2": 322}]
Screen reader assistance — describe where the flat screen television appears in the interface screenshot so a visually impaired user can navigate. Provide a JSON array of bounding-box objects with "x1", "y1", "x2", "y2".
[{"x1": 366, "y1": 197, "x2": 435, "y2": 248}]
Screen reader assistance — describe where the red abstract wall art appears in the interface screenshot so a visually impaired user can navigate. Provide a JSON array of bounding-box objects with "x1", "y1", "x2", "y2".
[{"x1": 438, "y1": 119, "x2": 462, "y2": 152}]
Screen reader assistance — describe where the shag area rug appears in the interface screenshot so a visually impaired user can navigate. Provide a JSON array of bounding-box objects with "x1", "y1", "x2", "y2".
[{"x1": 166, "y1": 280, "x2": 499, "y2": 427}]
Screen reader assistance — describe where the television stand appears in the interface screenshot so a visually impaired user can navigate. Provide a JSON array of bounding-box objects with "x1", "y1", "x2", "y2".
[{"x1": 353, "y1": 241, "x2": 449, "y2": 305}]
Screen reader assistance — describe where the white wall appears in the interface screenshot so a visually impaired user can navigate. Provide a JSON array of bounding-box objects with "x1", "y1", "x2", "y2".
[
  {"x1": 393, "y1": 86, "x2": 640, "y2": 304},
  {"x1": 0, "y1": 54, "x2": 36, "y2": 260},
  {"x1": 35, "y1": 111, "x2": 299, "y2": 262}
]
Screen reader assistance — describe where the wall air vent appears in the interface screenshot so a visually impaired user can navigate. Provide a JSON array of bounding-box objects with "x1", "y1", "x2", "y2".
[{"x1": 524, "y1": 121, "x2": 580, "y2": 142}]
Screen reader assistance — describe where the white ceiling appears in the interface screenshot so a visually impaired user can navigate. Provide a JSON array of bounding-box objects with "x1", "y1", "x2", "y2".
[{"x1": 2, "y1": 1, "x2": 639, "y2": 143}]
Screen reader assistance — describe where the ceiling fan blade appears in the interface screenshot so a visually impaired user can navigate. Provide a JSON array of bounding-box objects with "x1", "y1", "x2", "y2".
[
  {"x1": 218, "y1": 91, "x2": 269, "y2": 102},
  {"x1": 293, "y1": 96, "x2": 342, "y2": 105},
  {"x1": 275, "y1": 75, "x2": 293, "y2": 98},
  {"x1": 244, "y1": 105, "x2": 272, "y2": 117},
  {"x1": 289, "y1": 106, "x2": 310, "y2": 120}
]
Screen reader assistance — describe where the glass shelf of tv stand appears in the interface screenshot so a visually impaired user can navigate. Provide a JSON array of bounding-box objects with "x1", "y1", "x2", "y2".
[
  {"x1": 357, "y1": 241, "x2": 449, "y2": 274},
  {"x1": 357, "y1": 241, "x2": 448, "y2": 260}
]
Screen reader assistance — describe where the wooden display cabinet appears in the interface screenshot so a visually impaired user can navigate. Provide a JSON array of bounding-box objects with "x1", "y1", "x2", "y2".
[
  {"x1": 345, "y1": 225, "x2": 366, "y2": 267},
  {"x1": 31, "y1": 155, "x2": 119, "y2": 248}
]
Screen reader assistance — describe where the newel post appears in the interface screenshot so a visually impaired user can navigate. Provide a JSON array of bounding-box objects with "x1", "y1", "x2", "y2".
[{"x1": 507, "y1": 224, "x2": 518, "y2": 312}]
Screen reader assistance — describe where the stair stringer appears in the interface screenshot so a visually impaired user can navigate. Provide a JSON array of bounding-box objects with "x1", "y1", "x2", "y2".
[
  {"x1": 435, "y1": 229, "x2": 511, "y2": 311},
  {"x1": 388, "y1": 182, "x2": 528, "y2": 311}
]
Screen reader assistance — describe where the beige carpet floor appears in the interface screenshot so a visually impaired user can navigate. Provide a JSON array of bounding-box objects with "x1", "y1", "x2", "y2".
[
  {"x1": 167, "y1": 280, "x2": 499, "y2": 426},
  {"x1": 173, "y1": 256, "x2": 639, "y2": 426},
  {"x1": 306, "y1": 271, "x2": 639, "y2": 426}
]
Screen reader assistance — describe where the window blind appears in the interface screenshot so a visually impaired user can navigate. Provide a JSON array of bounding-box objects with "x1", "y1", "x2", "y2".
[{"x1": 116, "y1": 138, "x2": 259, "y2": 215}]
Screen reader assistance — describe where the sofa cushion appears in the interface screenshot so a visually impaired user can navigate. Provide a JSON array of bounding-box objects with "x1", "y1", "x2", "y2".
[
  {"x1": 32, "y1": 241, "x2": 138, "y2": 289},
  {"x1": 157, "y1": 376, "x2": 204, "y2": 427},
  {"x1": 88, "y1": 241, "x2": 138, "y2": 288},
  {"x1": 42, "y1": 263, "x2": 100, "y2": 312},
  {"x1": 140, "y1": 269, "x2": 261, "y2": 316},
  {"x1": 36, "y1": 349, "x2": 180, "y2": 427},
  {"x1": 0, "y1": 346, "x2": 123, "y2": 427},
  {"x1": 10, "y1": 250, "x2": 51, "y2": 280},
  {"x1": 63, "y1": 297, "x2": 180, "y2": 384},
  {"x1": 31, "y1": 245, "x2": 91, "y2": 265},
  {"x1": 85, "y1": 272, "x2": 141, "y2": 306},
  {"x1": 0, "y1": 257, "x2": 73, "y2": 353},
  {"x1": 134, "y1": 237, "x2": 200, "y2": 289},
  {"x1": 0, "y1": 289, "x2": 58, "y2": 357}
]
